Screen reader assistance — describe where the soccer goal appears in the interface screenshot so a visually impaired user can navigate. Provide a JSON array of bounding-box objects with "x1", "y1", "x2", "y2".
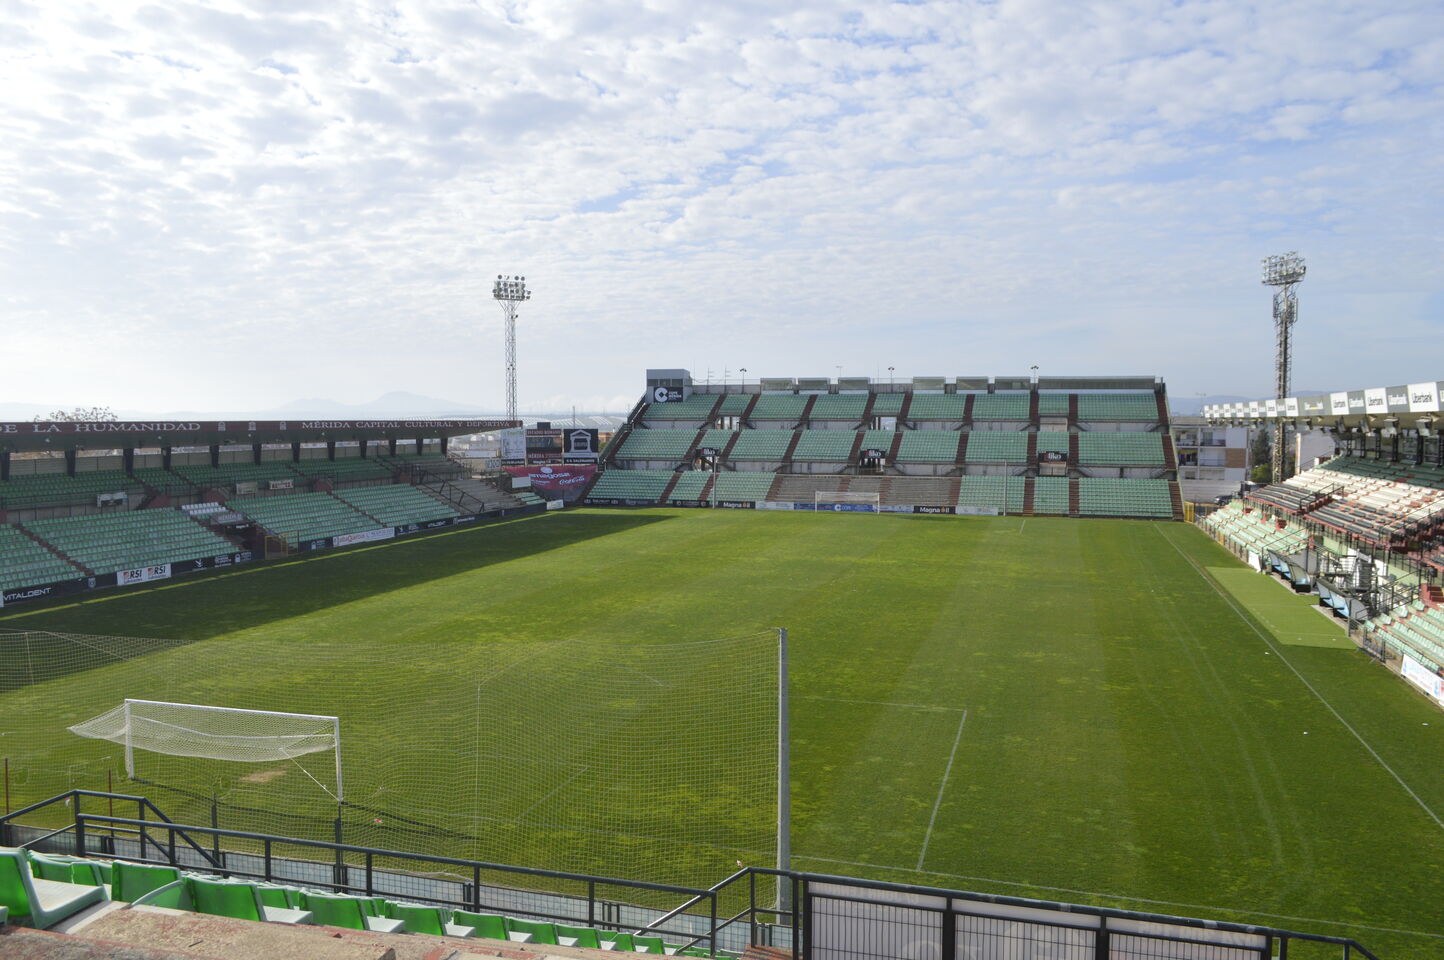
[
  {"x1": 814, "y1": 490, "x2": 881, "y2": 513},
  {"x1": 69, "y1": 699, "x2": 343, "y2": 803}
]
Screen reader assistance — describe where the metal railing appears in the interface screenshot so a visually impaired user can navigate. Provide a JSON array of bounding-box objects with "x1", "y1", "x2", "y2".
[{"x1": 0, "y1": 790, "x2": 1384, "y2": 959}]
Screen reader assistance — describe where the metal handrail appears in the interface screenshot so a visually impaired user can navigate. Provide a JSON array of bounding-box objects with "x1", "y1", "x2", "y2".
[{"x1": 5, "y1": 791, "x2": 1385, "y2": 959}]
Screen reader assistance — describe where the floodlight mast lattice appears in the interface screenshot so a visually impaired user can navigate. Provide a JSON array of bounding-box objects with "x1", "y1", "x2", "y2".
[
  {"x1": 493, "y1": 275, "x2": 531, "y2": 422},
  {"x1": 1261, "y1": 252, "x2": 1305, "y2": 481}
]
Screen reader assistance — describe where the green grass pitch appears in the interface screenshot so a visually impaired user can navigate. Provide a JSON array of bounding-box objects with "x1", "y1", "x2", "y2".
[{"x1": 2, "y1": 508, "x2": 1443, "y2": 957}]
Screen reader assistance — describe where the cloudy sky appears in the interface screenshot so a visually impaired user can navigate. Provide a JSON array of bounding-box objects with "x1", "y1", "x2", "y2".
[{"x1": 2, "y1": 0, "x2": 1440, "y2": 415}]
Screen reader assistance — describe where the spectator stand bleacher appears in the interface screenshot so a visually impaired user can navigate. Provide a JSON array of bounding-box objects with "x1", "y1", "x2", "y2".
[{"x1": 586, "y1": 377, "x2": 1181, "y2": 519}]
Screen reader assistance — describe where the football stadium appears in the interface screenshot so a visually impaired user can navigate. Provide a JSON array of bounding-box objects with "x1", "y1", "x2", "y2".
[
  {"x1": 4, "y1": 3, "x2": 1443, "y2": 959},
  {"x1": 1, "y1": 369, "x2": 1443, "y2": 960}
]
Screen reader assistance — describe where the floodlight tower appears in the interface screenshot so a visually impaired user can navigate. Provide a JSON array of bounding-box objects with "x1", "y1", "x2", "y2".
[
  {"x1": 493, "y1": 274, "x2": 530, "y2": 422},
  {"x1": 1261, "y1": 252, "x2": 1305, "y2": 482}
]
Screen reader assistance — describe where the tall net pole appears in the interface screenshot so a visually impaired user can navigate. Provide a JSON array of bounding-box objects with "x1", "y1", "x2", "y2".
[
  {"x1": 1262, "y1": 253, "x2": 1305, "y2": 482},
  {"x1": 777, "y1": 627, "x2": 791, "y2": 911},
  {"x1": 493, "y1": 275, "x2": 530, "y2": 422}
]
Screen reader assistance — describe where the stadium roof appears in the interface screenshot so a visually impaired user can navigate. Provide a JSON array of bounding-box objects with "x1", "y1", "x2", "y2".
[{"x1": 0, "y1": 418, "x2": 519, "y2": 454}]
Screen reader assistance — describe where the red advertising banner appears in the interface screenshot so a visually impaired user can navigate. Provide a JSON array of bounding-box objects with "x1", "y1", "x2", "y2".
[{"x1": 504, "y1": 464, "x2": 597, "y2": 501}]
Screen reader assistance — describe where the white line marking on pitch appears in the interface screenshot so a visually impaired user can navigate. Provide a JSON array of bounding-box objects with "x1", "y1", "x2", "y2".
[
  {"x1": 1018, "y1": 519, "x2": 1027, "y2": 533},
  {"x1": 1155, "y1": 525, "x2": 1444, "y2": 833},
  {"x1": 916, "y1": 708, "x2": 968, "y2": 870},
  {"x1": 792, "y1": 854, "x2": 1444, "y2": 941},
  {"x1": 798, "y1": 696, "x2": 963, "y2": 712}
]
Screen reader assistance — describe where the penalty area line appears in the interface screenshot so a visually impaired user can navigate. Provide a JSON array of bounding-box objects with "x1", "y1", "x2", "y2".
[
  {"x1": 916, "y1": 709, "x2": 967, "y2": 871},
  {"x1": 1154, "y1": 524, "x2": 1444, "y2": 833}
]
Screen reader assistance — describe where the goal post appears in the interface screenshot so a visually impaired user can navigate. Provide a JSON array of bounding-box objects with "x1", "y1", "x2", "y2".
[
  {"x1": 69, "y1": 699, "x2": 343, "y2": 802},
  {"x1": 814, "y1": 490, "x2": 881, "y2": 513}
]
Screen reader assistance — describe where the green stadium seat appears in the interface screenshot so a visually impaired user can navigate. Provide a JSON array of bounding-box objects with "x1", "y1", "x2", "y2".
[
  {"x1": 230, "y1": 491, "x2": 381, "y2": 546},
  {"x1": 452, "y1": 909, "x2": 515, "y2": 939},
  {"x1": 0, "y1": 847, "x2": 108, "y2": 929},
  {"x1": 971, "y1": 395, "x2": 1030, "y2": 420},
  {"x1": 897, "y1": 431, "x2": 960, "y2": 462},
  {"x1": 1077, "y1": 433, "x2": 1164, "y2": 466},
  {"x1": 791, "y1": 432, "x2": 856, "y2": 461},
  {"x1": 728, "y1": 431, "x2": 794, "y2": 460},
  {"x1": 507, "y1": 916, "x2": 562, "y2": 944},
  {"x1": 870, "y1": 393, "x2": 905, "y2": 416},
  {"x1": 1038, "y1": 394, "x2": 1069, "y2": 415},
  {"x1": 749, "y1": 395, "x2": 808, "y2": 420},
  {"x1": 335, "y1": 485, "x2": 460, "y2": 526},
  {"x1": 958, "y1": 476, "x2": 1025, "y2": 513},
  {"x1": 1035, "y1": 433, "x2": 1069, "y2": 456},
  {"x1": 618, "y1": 430, "x2": 698, "y2": 460},
  {"x1": 1032, "y1": 477, "x2": 1070, "y2": 515},
  {"x1": 602, "y1": 931, "x2": 637, "y2": 950},
  {"x1": 711, "y1": 473, "x2": 775, "y2": 502},
  {"x1": 1076, "y1": 393, "x2": 1159, "y2": 421},
  {"x1": 1077, "y1": 479, "x2": 1173, "y2": 518},
  {"x1": 718, "y1": 393, "x2": 752, "y2": 415},
  {"x1": 588, "y1": 470, "x2": 676, "y2": 502},
  {"x1": 809, "y1": 395, "x2": 867, "y2": 420},
  {"x1": 556, "y1": 923, "x2": 604, "y2": 947},
  {"x1": 301, "y1": 891, "x2": 405, "y2": 932},
  {"x1": 906, "y1": 395, "x2": 968, "y2": 420},
  {"x1": 185, "y1": 876, "x2": 313, "y2": 924},
  {"x1": 111, "y1": 860, "x2": 181, "y2": 903},
  {"x1": 699, "y1": 429, "x2": 736, "y2": 451},
  {"x1": 962, "y1": 433, "x2": 1028, "y2": 463},
  {"x1": 667, "y1": 472, "x2": 712, "y2": 502},
  {"x1": 386, "y1": 901, "x2": 473, "y2": 937}
]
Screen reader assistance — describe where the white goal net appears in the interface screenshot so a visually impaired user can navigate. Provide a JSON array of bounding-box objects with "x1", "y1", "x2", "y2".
[{"x1": 69, "y1": 699, "x2": 342, "y2": 800}]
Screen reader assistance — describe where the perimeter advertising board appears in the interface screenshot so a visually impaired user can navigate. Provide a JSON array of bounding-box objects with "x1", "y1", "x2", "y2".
[
  {"x1": 1401, "y1": 654, "x2": 1444, "y2": 707},
  {"x1": 505, "y1": 464, "x2": 596, "y2": 501},
  {"x1": 526, "y1": 428, "x2": 564, "y2": 464},
  {"x1": 500, "y1": 428, "x2": 527, "y2": 465},
  {"x1": 563, "y1": 428, "x2": 600, "y2": 463}
]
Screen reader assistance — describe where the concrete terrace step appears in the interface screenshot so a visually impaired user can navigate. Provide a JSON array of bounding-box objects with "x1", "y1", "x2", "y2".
[{"x1": 66, "y1": 904, "x2": 701, "y2": 960}]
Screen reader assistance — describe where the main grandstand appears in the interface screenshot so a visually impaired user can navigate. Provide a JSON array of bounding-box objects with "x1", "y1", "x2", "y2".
[{"x1": 587, "y1": 371, "x2": 1182, "y2": 519}]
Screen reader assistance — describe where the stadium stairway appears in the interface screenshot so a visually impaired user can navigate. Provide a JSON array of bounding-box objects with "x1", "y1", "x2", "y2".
[
  {"x1": 1170, "y1": 482, "x2": 1185, "y2": 520},
  {"x1": 1021, "y1": 478, "x2": 1036, "y2": 516},
  {"x1": 1068, "y1": 478, "x2": 1081, "y2": 517}
]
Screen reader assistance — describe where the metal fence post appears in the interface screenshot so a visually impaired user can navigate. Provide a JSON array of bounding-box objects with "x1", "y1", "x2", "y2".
[
  {"x1": 941, "y1": 900, "x2": 955, "y2": 960},
  {"x1": 794, "y1": 876, "x2": 805, "y2": 960},
  {"x1": 1096, "y1": 915, "x2": 1109, "y2": 960}
]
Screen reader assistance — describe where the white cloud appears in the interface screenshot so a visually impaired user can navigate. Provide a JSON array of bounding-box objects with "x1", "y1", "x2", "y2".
[{"x1": 0, "y1": 0, "x2": 1440, "y2": 414}]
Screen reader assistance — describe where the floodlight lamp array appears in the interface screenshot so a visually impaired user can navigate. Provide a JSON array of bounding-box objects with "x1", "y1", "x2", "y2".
[
  {"x1": 493, "y1": 275, "x2": 530, "y2": 301},
  {"x1": 1261, "y1": 253, "x2": 1306, "y2": 286}
]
